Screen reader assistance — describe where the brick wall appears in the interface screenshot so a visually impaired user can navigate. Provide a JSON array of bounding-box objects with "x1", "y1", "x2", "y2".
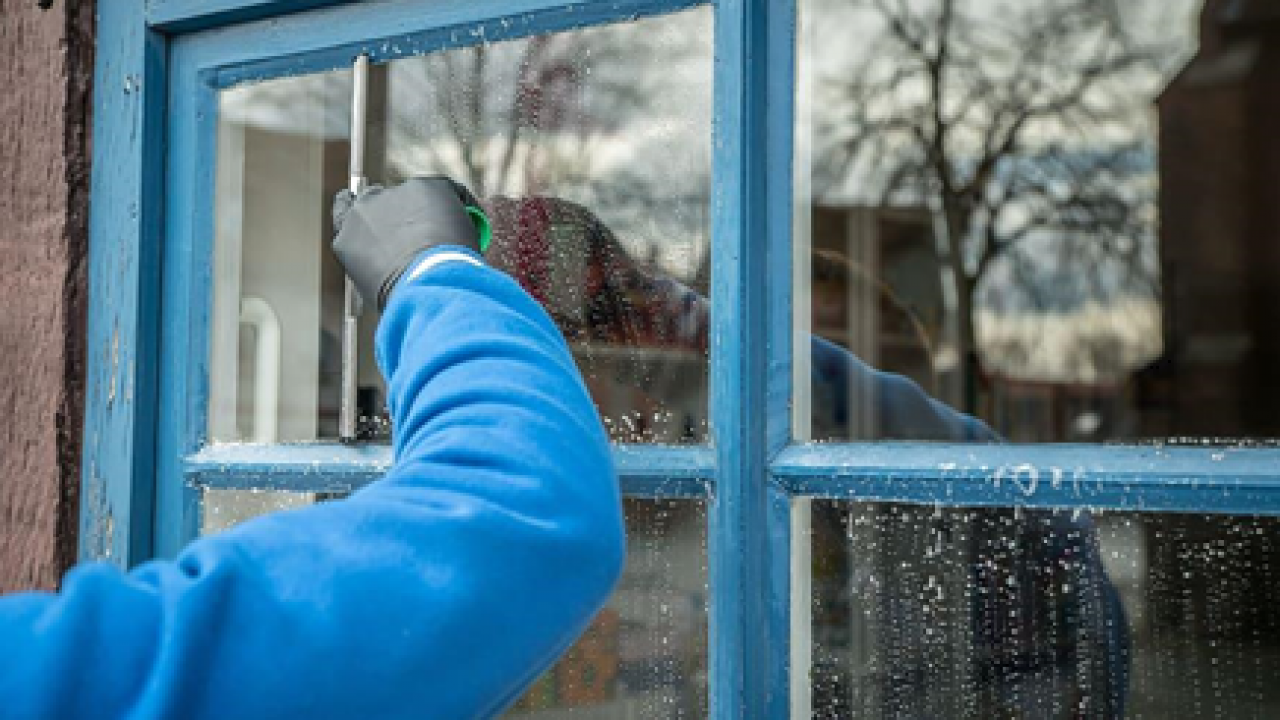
[
  {"x1": 1156, "y1": 0, "x2": 1280, "y2": 437},
  {"x1": 0, "y1": 0, "x2": 93, "y2": 592}
]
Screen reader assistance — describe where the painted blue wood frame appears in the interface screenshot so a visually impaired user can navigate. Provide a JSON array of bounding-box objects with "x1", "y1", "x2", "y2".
[
  {"x1": 774, "y1": 444, "x2": 1280, "y2": 515},
  {"x1": 147, "y1": 0, "x2": 349, "y2": 33},
  {"x1": 765, "y1": 1, "x2": 798, "y2": 713},
  {"x1": 172, "y1": 0, "x2": 706, "y2": 91},
  {"x1": 709, "y1": 0, "x2": 794, "y2": 714},
  {"x1": 155, "y1": 41, "x2": 218, "y2": 559},
  {"x1": 80, "y1": 0, "x2": 167, "y2": 567},
  {"x1": 185, "y1": 445, "x2": 714, "y2": 498},
  {"x1": 766, "y1": 481, "x2": 795, "y2": 719},
  {"x1": 157, "y1": 0, "x2": 718, "y2": 560}
]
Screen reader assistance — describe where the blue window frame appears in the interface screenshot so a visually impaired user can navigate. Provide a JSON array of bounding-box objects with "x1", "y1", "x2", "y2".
[{"x1": 85, "y1": 0, "x2": 1280, "y2": 717}]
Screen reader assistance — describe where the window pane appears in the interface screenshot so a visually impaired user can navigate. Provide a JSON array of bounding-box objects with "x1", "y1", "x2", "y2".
[
  {"x1": 210, "y1": 8, "x2": 713, "y2": 445},
  {"x1": 210, "y1": 70, "x2": 353, "y2": 443},
  {"x1": 200, "y1": 492, "x2": 708, "y2": 717},
  {"x1": 509, "y1": 500, "x2": 708, "y2": 718},
  {"x1": 805, "y1": 501, "x2": 1280, "y2": 718},
  {"x1": 202, "y1": 488, "x2": 319, "y2": 535},
  {"x1": 795, "y1": 0, "x2": 1280, "y2": 443}
]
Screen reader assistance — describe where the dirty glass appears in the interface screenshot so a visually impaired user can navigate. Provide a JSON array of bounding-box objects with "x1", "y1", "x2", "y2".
[
  {"x1": 200, "y1": 493, "x2": 708, "y2": 718},
  {"x1": 804, "y1": 501, "x2": 1280, "y2": 719},
  {"x1": 795, "y1": 0, "x2": 1280, "y2": 444},
  {"x1": 209, "y1": 7, "x2": 713, "y2": 445}
]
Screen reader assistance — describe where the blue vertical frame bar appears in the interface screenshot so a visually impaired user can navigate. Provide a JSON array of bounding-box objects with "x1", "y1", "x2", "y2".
[
  {"x1": 710, "y1": 0, "x2": 795, "y2": 715},
  {"x1": 766, "y1": 2, "x2": 798, "y2": 715},
  {"x1": 768, "y1": 482, "x2": 796, "y2": 718},
  {"x1": 154, "y1": 55, "x2": 221, "y2": 558},
  {"x1": 81, "y1": 0, "x2": 166, "y2": 566}
]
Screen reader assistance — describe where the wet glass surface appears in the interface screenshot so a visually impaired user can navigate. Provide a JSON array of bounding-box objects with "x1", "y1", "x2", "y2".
[
  {"x1": 200, "y1": 492, "x2": 708, "y2": 718},
  {"x1": 806, "y1": 501, "x2": 1280, "y2": 719},
  {"x1": 795, "y1": 0, "x2": 1280, "y2": 444},
  {"x1": 209, "y1": 7, "x2": 712, "y2": 445},
  {"x1": 508, "y1": 499, "x2": 708, "y2": 719}
]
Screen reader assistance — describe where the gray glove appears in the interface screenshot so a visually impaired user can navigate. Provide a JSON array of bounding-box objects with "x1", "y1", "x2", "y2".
[{"x1": 332, "y1": 176, "x2": 483, "y2": 311}]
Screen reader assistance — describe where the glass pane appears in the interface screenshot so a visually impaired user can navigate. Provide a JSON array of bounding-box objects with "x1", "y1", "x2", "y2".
[
  {"x1": 806, "y1": 501, "x2": 1280, "y2": 718},
  {"x1": 210, "y1": 70, "x2": 353, "y2": 443},
  {"x1": 210, "y1": 8, "x2": 713, "y2": 445},
  {"x1": 509, "y1": 500, "x2": 708, "y2": 718},
  {"x1": 199, "y1": 492, "x2": 708, "y2": 717},
  {"x1": 796, "y1": 0, "x2": 1280, "y2": 443},
  {"x1": 201, "y1": 488, "x2": 319, "y2": 535}
]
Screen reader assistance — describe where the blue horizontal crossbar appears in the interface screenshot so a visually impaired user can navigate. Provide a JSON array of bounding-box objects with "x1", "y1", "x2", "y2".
[
  {"x1": 172, "y1": 0, "x2": 707, "y2": 89},
  {"x1": 185, "y1": 443, "x2": 713, "y2": 498},
  {"x1": 773, "y1": 443, "x2": 1280, "y2": 516},
  {"x1": 148, "y1": 0, "x2": 348, "y2": 33}
]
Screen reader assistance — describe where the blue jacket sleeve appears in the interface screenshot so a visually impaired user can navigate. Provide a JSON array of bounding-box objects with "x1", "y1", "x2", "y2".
[
  {"x1": 810, "y1": 336, "x2": 996, "y2": 441},
  {"x1": 0, "y1": 247, "x2": 626, "y2": 719}
]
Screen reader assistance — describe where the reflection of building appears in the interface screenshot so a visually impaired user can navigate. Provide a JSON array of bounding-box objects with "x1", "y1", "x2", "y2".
[
  {"x1": 1146, "y1": 0, "x2": 1280, "y2": 437},
  {"x1": 987, "y1": 374, "x2": 1132, "y2": 443},
  {"x1": 810, "y1": 204, "x2": 1149, "y2": 442},
  {"x1": 811, "y1": 205, "x2": 948, "y2": 404}
]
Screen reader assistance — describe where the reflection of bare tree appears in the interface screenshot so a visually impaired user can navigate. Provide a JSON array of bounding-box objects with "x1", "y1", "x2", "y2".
[
  {"x1": 398, "y1": 38, "x2": 577, "y2": 197},
  {"x1": 817, "y1": 0, "x2": 1172, "y2": 411},
  {"x1": 389, "y1": 23, "x2": 696, "y2": 201},
  {"x1": 381, "y1": 13, "x2": 715, "y2": 287}
]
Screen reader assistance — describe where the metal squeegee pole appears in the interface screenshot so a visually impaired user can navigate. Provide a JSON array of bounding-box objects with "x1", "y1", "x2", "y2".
[{"x1": 339, "y1": 54, "x2": 370, "y2": 442}]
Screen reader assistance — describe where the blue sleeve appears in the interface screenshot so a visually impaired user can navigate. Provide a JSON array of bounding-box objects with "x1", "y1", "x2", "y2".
[
  {"x1": 810, "y1": 336, "x2": 996, "y2": 442},
  {"x1": 0, "y1": 247, "x2": 626, "y2": 719}
]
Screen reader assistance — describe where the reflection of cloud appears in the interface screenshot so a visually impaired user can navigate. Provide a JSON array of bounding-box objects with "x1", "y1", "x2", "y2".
[
  {"x1": 220, "y1": 70, "x2": 351, "y2": 140},
  {"x1": 977, "y1": 297, "x2": 1162, "y2": 383},
  {"x1": 218, "y1": 8, "x2": 714, "y2": 281},
  {"x1": 803, "y1": 0, "x2": 1204, "y2": 204}
]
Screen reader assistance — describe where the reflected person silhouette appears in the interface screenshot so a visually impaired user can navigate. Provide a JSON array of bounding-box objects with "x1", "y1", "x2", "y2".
[{"x1": 481, "y1": 195, "x2": 1130, "y2": 718}]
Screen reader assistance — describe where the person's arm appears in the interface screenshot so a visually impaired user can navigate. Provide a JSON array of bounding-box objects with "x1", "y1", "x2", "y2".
[
  {"x1": 809, "y1": 335, "x2": 997, "y2": 442},
  {"x1": 0, "y1": 244, "x2": 625, "y2": 719}
]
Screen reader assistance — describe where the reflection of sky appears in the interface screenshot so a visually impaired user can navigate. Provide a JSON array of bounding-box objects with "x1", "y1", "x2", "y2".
[
  {"x1": 220, "y1": 8, "x2": 714, "y2": 282},
  {"x1": 391, "y1": 8, "x2": 714, "y2": 281},
  {"x1": 797, "y1": 0, "x2": 1204, "y2": 380},
  {"x1": 219, "y1": 69, "x2": 352, "y2": 140},
  {"x1": 802, "y1": 0, "x2": 1204, "y2": 205}
]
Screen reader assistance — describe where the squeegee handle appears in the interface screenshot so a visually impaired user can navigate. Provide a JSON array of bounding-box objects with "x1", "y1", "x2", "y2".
[{"x1": 339, "y1": 54, "x2": 370, "y2": 443}]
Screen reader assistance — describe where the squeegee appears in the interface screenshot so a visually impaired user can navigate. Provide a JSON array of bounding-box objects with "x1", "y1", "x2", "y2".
[{"x1": 339, "y1": 53, "x2": 370, "y2": 443}]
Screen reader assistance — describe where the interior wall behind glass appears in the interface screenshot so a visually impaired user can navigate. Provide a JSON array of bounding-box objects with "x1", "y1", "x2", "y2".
[{"x1": 211, "y1": 70, "x2": 352, "y2": 443}]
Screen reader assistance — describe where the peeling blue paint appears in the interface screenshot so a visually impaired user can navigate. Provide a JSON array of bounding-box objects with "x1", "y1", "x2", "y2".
[{"x1": 81, "y1": 0, "x2": 165, "y2": 567}]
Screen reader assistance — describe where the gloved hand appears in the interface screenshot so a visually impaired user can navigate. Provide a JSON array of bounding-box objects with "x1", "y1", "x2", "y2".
[{"x1": 332, "y1": 176, "x2": 483, "y2": 311}]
